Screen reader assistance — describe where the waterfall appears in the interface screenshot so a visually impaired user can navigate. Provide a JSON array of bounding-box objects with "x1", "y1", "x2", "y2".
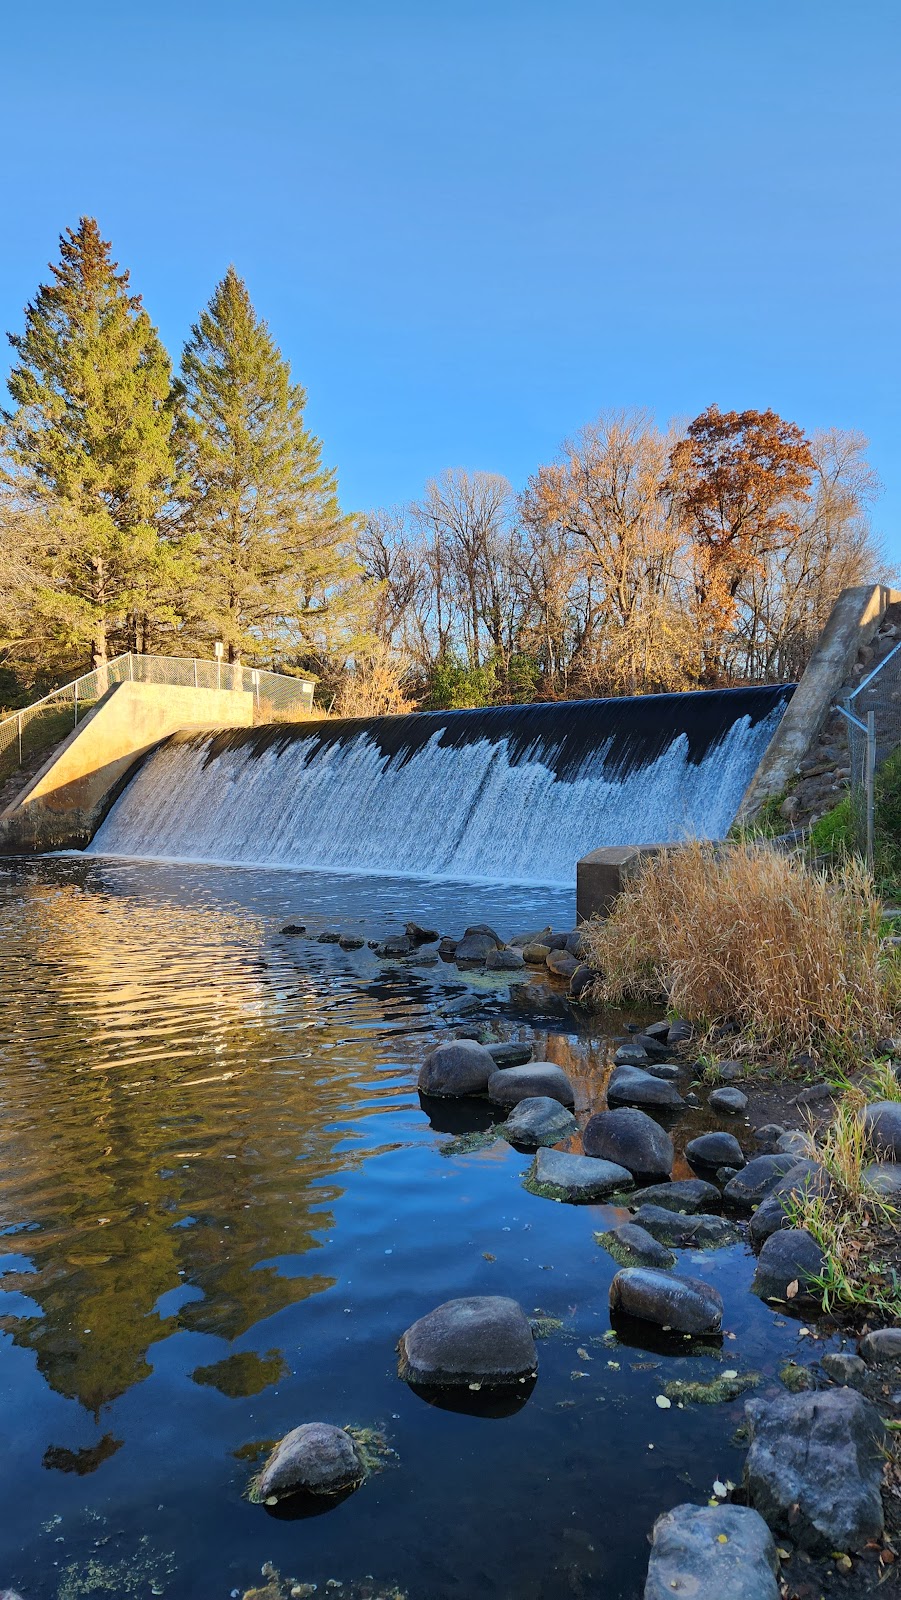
[{"x1": 88, "y1": 684, "x2": 793, "y2": 886}]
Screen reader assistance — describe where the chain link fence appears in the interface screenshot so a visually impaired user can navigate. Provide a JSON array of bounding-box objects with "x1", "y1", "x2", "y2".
[
  {"x1": 0, "y1": 652, "x2": 316, "y2": 787},
  {"x1": 836, "y1": 639, "x2": 901, "y2": 865}
]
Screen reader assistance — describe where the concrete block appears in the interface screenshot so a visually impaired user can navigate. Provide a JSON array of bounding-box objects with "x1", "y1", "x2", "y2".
[{"x1": 576, "y1": 843, "x2": 666, "y2": 921}]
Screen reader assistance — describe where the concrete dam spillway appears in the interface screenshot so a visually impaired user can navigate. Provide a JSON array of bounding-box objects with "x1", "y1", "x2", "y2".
[{"x1": 89, "y1": 683, "x2": 794, "y2": 886}]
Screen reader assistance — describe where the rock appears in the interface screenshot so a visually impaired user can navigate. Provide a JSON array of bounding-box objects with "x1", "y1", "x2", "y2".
[
  {"x1": 775, "y1": 1129, "x2": 810, "y2": 1157},
  {"x1": 609, "y1": 1268, "x2": 724, "y2": 1334},
  {"x1": 463, "y1": 923, "x2": 502, "y2": 942},
  {"x1": 685, "y1": 1131, "x2": 746, "y2": 1171},
  {"x1": 821, "y1": 1352, "x2": 868, "y2": 1388},
  {"x1": 524, "y1": 1147, "x2": 632, "y2": 1202},
  {"x1": 642, "y1": 1021, "x2": 671, "y2": 1042},
  {"x1": 545, "y1": 932, "x2": 569, "y2": 950},
  {"x1": 569, "y1": 964, "x2": 594, "y2": 999},
  {"x1": 485, "y1": 947, "x2": 526, "y2": 971},
  {"x1": 666, "y1": 1020, "x2": 692, "y2": 1043},
  {"x1": 509, "y1": 925, "x2": 552, "y2": 948},
  {"x1": 487, "y1": 1040, "x2": 533, "y2": 1068},
  {"x1": 863, "y1": 1100, "x2": 901, "y2": 1159},
  {"x1": 546, "y1": 950, "x2": 579, "y2": 979},
  {"x1": 795, "y1": 1082, "x2": 835, "y2": 1107},
  {"x1": 755, "y1": 1123, "x2": 785, "y2": 1149},
  {"x1": 614, "y1": 1043, "x2": 649, "y2": 1066},
  {"x1": 418, "y1": 1040, "x2": 495, "y2": 1097},
  {"x1": 404, "y1": 921, "x2": 439, "y2": 944},
  {"x1": 749, "y1": 1160, "x2": 834, "y2": 1245},
  {"x1": 627, "y1": 1178, "x2": 721, "y2": 1213},
  {"x1": 522, "y1": 941, "x2": 552, "y2": 964},
  {"x1": 318, "y1": 930, "x2": 342, "y2": 943},
  {"x1": 751, "y1": 1228, "x2": 824, "y2": 1302},
  {"x1": 859, "y1": 1327, "x2": 901, "y2": 1365},
  {"x1": 607, "y1": 1066, "x2": 685, "y2": 1112},
  {"x1": 582, "y1": 1108, "x2": 674, "y2": 1179},
  {"x1": 709, "y1": 1087, "x2": 748, "y2": 1114},
  {"x1": 641, "y1": 1062, "x2": 683, "y2": 1081},
  {"x1": 565, "y1": 928, "x2": 590, "y2": 959},
  {"x1": 862, "y1": 1161, "x2": 901, "y2": 1198},
  {"x1": 376, "y1": 933, "x2": 413, "y2": 957},
  {"x1": 631, "y1": 1204, "x2": 740, "y2": 1249},
  {"x1": 438, "y1": 936, "x2": 458, "y2": 960},
  {"x1": 501, "y1": 1096, "x2": 576, "y2": 1148},
  {"x1": 487, "y1": 1063, "x2": 575, "y2": 1108},
  {"x1": 714, "y1": 1060, "x2": 745, "y2": 1083},
  {"x1": 716, "y1": 1166, "x2": 739, "y2": 1185},
  {"x1": 280, "y1": 922, "x2": 306, "y2": 935},
  {"x1": 598, "y1": 1222, "x2": 674, "y2": 1269},
  {"x1": 722, "y1": 1154, "x2": 799, "y2": 1209},
  {"x1": 256, "y1": 1423, "x2": 365, "y2": 1501},
  {"x1": 744, "y1": 1387, "x2": 887, "y2": 1552},
  {"x1": 455, "y1": 931, "x2": 500, "y2": 962},
  {"x1": 397, "y1": 1295, "x2": 537, "y2": 1387},
  {"x1": 338, "y1": 935, "x2": 364, "y2": 950},
  {"x1": 631, "y1": 1033, "x2": 671, "y2": 1060},
  {"x1": 643, "y1": 1503, "x2": 780, "y2": 1600}
]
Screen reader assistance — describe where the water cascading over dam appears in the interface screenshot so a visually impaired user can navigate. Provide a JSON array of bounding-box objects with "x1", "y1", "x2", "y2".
[{"x1": 89, "y1": 684, "x2": 793, "y2": 886}]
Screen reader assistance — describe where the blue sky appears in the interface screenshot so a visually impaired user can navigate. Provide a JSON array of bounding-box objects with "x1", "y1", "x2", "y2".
[{"x1": 2, "y1": 1, "x2": 899, "y2": 553}]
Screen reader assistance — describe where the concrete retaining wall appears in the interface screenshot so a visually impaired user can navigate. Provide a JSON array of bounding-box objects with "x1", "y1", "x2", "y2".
[
  {"x1": 0, "y1": 681, "x2": 254, "y2": 853},
  {"x1": 737, "y1": 583, "x2": 901, "y2": 822}
]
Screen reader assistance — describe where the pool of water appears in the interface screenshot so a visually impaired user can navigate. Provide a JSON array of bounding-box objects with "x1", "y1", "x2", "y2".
[{"x1": 0, "y1": 856, "x2": 821, "y2": 1600}]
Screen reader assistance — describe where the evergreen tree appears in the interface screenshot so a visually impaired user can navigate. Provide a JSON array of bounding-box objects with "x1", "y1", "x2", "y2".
[
  {"x1": 2, "y1": 218, "x2": 186, "y2": 668},
  {"x1": 178, "y1": 266, "x2": 359, "y2": 664}
]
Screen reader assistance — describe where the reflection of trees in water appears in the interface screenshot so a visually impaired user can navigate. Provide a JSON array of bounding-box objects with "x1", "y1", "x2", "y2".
[{"x1": 0, "y1": 879, "x2": 402, "y2": 1412}]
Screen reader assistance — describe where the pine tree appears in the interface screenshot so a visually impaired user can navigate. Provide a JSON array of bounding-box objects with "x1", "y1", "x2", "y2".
[
  {"x1": 178, "y1": 266, "x2": 359, "y2": 665},
  {"x1": 2, "y1": 217, "x2": 185, "y2": 669}
]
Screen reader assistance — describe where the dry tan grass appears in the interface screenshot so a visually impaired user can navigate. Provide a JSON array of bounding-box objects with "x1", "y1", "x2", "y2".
[{"x1": 583, "y1": 839, "x2": 896, "y2": 1057}]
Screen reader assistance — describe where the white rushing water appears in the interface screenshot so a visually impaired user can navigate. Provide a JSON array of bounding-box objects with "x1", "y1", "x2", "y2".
[{"x1": 90, "y1": 692, "x2": 789, "y2": 886}]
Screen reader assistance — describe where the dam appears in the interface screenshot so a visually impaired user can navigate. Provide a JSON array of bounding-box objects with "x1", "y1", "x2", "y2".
[{"x1": 88, "y1": 683, "x2": 794, "y2": 884}]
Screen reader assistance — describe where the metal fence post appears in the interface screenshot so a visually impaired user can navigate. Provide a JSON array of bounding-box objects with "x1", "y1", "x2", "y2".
[
  {"x1": 17, "y1": 714, "x2": 22, "y2": 765},
  {"x1": 128, "y1": 652, "x2": 134, "y2": 681},
  {"x1": 74, "y1": 681, "x2": 79, "y2": 727},
  {"x1": 193, "y1": 659, "x2": 198, "y2": 688},
  {"x1": 866, "y1": 709, "x2": 876, "y2": 870}
]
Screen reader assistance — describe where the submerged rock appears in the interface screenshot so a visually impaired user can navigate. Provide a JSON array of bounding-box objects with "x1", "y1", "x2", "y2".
[
  {"x1": 744, "y1": 1387, "x2": 887, "y2": 1551},
  {"x1": 376, "y1": 933, "x2": 413, "y2": 957},
  {"x1": 685, "y1": 1131, "x2": 746, "y2": 1171},
  {"x1": 501, "y1": 1096, "x2": 576, "y2": 1148},
  {"x1": 597, "y1": 1222, "x2": 674, "y2": 1269},
  {"x1": 582, "y1": 1108, "x2": 673, "y2": 1180},
  {"x1": 338, "y1": 935, "x2": 365, "y2": 950},
  {"x1": 418, "y1": 1040, "x2": 495, "y2": 1097},
  {"x1": 280, "y1": 922, "x2": 306, "y2": 935},
  {"x1": 488, "y1": 1063, "x2": 575, "y2": 1108},
  {"x1": 255, "y1": 1423, "x2": 365, "y2": 1502},
  {"x1": 607, "y1": 1066, "x2": 684, "y2": 1111},
  {"x1": 404, "y1": 921, "x2": 439, "y2": 944},
  {"x1": 318, "y1": 930, "x2": 342, "y2": 944},
  {"x1": 722, "y1": 1153, "x2": 798, "y2": 1209},
  {"x1": 751, "y1": 1228, "x2": 824, "y2": 1303},
  {"x1": 397, "y1": 1295, "x2": 537, "y2": 1387},
  {"x1": 524, "y1": 1147, "x2": 632, "y2": 1202},
  {"x1": 609, "y1": 1268, "x2": 723, "y2": 1334},
  {"x1": 631, "y1": 1204, "x2": 740, "y2": 1250},
  {"x1": 643, "y1": 1502, "x2": 779, "y2": 1600},
  {"x1": 487, "y1": 1040, "x2": 533, "y2": 1068}
]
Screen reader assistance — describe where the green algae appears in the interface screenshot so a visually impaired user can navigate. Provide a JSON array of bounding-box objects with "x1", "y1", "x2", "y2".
[
  {"x1": 664, "y1": 1371, "x2": 760, "y2": 1405},
  {"x1": 594, "y1": 1230, "x2": 675, "y2": 1269},
  {"x1": 780, "y1": 1361, "x2": 815, "y2": 1392},
  {"x1": 57, "y1": 1536, "x2": 175, "y2": 1598},
  {"x1": 439, "y1": 1127, "x2": 500, "y2": 1156}
]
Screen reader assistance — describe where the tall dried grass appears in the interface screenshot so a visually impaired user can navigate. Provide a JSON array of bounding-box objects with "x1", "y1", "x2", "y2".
[{"x1": 583, "y1": 840, "x2": 896, "y2": 1056}]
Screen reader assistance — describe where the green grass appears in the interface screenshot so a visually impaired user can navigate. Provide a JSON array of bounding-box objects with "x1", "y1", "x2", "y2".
[{"x1": 808, "y1": 747, "x2": 901, "y2": 898}]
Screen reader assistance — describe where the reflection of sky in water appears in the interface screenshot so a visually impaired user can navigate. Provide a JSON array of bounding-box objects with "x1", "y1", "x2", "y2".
[{"x1": 0, "y1": 857, "x2": 825, "y2": 1600}]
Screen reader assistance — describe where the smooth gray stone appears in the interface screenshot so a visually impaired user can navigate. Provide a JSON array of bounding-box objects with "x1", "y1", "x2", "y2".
[
  {"x1": 607, "y1": 1065, "x2": 684, "y2": 1111},
  {"x1": 598, "y1": 1222, "x2": 675, "y2": 1269},
  {"x1": 722, "y1": 1153, "x2": 799, "y2": 1209},
  {"x1": 565, "y1": 928, "x2": 590, "y2": 959},
  {"x1": 714, "y1": 1060, "x2": 745, "y2": 1082},
  {"x1": 643, "y1": 1503, "x2": 779, "y2": 1600},
  {"x1": 631, "y1": 1204, "x2": 739, "y2": 1249},
  {"x1": 582, "y1": 1108, "x2": 673, "y2": 1180},
  {"x1": 418, "y1": 1039, "x2": 495, "y2": 1097},
  {"x1": 397, "y1": 1295, "x2": 537, "y2": 1387},
  {"x1": 821, "y1": 1352, "x2": 868, "y2": 1388},
  {"x1": 686, "y1": 1131, "x2": 746, "y2": 1170},
  {"x1": 614, "y1": 1044, "x2": 649, "y2": 1066},
  {"x1": 509, "y1": 926, "x2": 552, "y2": 948},
  {"x1": 501, "y1": 1096, "x2": 576, "y2": 1149},
  {"x1": 546, "y1": 949, "x2": 579, "y2": 979},
  {"x1": 627, "y1": 1178, "x2": 721, "y2": 1214},
  {"x1": 708, "y1": 1086, "x2": 748, "y2": 1114},
  {"x1": 524, "y1": 1147, "x2": 632, "y2": 1201},
  {"x1": 755, "y1": 1123, "x2": 785, "y2": 1149},
  {"x1": 776, "y1": 1129, "x2": 811, "y2": 1156},
  {"x1": 488, "y1": 1063, "x2": 575, "y2": 1108},
  {"x1": 642, "y1": 1020, "x2": 671, "y2": 1041},
  {"x1": 666, "y1": 1021, "x2": 692, "y2": 1043},
  {"x1": 863, "y1": 1100, "x2": 901, "y2": 1159},
  {"x1": 748, "y1": 1160, "x2": 834, "y2": 1245},
  {"x1": 455, "y1": 931, "x2": 500, "y2": 962},
  {"x1": 641, "y1": 1062, "x2": 682, "y2": 1080},
  {"x1": 609, "y1": 1267, "x2": 723, "y2": 1334},
  {"x1": 862, "y1": 1161, "x2": 901, "y2": 1198},
  {"x1": 631, "y1": 1033, "x2": 671, "y2": 1059},
  {"x1": 751, "y1": 1228, "x2": 824, "y2": 1303},
  {"x1": 859, "y1": 1327, "x2": 901, "y2": 1365},
  {"x1": 487, "y1": 1040, "x2": 533, "y2": 1068},
  {"x1": 485, "y1": 947, "x2": 526, "y2": 971},
  {"x1": 744, "y1": 1388, "x2": 887, "y2": 1552},
  {"x1": 257, "y1": 1423, "x2": 365, "y2": 1501}
]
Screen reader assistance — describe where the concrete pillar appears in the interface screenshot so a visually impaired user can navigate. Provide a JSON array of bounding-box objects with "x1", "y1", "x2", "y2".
[{"x1": 576, "y1": 843, "x2": 666, "y2": 922}]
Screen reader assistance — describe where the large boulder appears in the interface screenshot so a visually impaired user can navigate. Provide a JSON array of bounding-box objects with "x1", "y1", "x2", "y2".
[
  {"x1": 501, "y1": 1096, "x2": 577, "y2": 1149},
  {"x1": 256, "y1": 1423, "x2": 365, "y2": 1502},
  {"x1": 722, "y1": 1153, "x2": 799, "y2": 1209},
  {"x1": 631, "y1": 1204, "x2": 740, "y2": 1250},
  {"x1": 607, "y1": 1066, "x2": 684, "y2": 1112},
  {"x1": 418, "y1": 1039, "x2": 495, "y2": 1097},
  {"x1": 397, "y1": 1295, "x2": 537, "y2": 1387},
  {"x1": 748, "y1": 1160, "x2": 834, "y2": 1245},
  {"x1": 583, "y1": 1108, "x2": 673, "y2": 1179},
  {"x1": 686, "y1": 1131, "x2": 746, "y2": 1171},
  {"x1": 744, "y1": 1388, "x2": 887, "y2": 1551},
  {"x1": 609, "y1": 1268, "x2": 723, "y2": 1335},
  {"x1": 522, "y1": 942, "x2": 552, "y2": 964},
  {"x1": 485, "y1": 947, "x2": 526, "y2": 972},
  {"x1": 643, "y1": 1503, "x2": 779, "y2": 1600},
  {"x1": 863, "y1": 1100, "x2": 901, "y2": 1159},
  {"x1": 455, "y1": 931, "x2": 501, "y2": 963},
  {"x1": 628, "y1": 1178, "x2": 721, "y2": 1213},
  {"x1": 488, "y1": 1063, "x2": 575, "y2": 1108},
  {"x1": 598, "y1": 1222, "x2": 675, "y2": 1270},
  {"x1": 751, "y1": 1228, "x2": 825, "y2": 1303},
  {"x1": 524, "y1": 1147, "x2": 632, "y2": 1202}
]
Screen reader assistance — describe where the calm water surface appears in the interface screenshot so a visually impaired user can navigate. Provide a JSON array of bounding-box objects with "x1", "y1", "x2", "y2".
[{"x1": 0, "y1": 857, "x2": 820, "y2": 1600}]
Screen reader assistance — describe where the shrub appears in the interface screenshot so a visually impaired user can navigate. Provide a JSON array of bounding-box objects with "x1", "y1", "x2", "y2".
[{"x1": 583, "y1": 839, "x2": 895, "y2": 1056}]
